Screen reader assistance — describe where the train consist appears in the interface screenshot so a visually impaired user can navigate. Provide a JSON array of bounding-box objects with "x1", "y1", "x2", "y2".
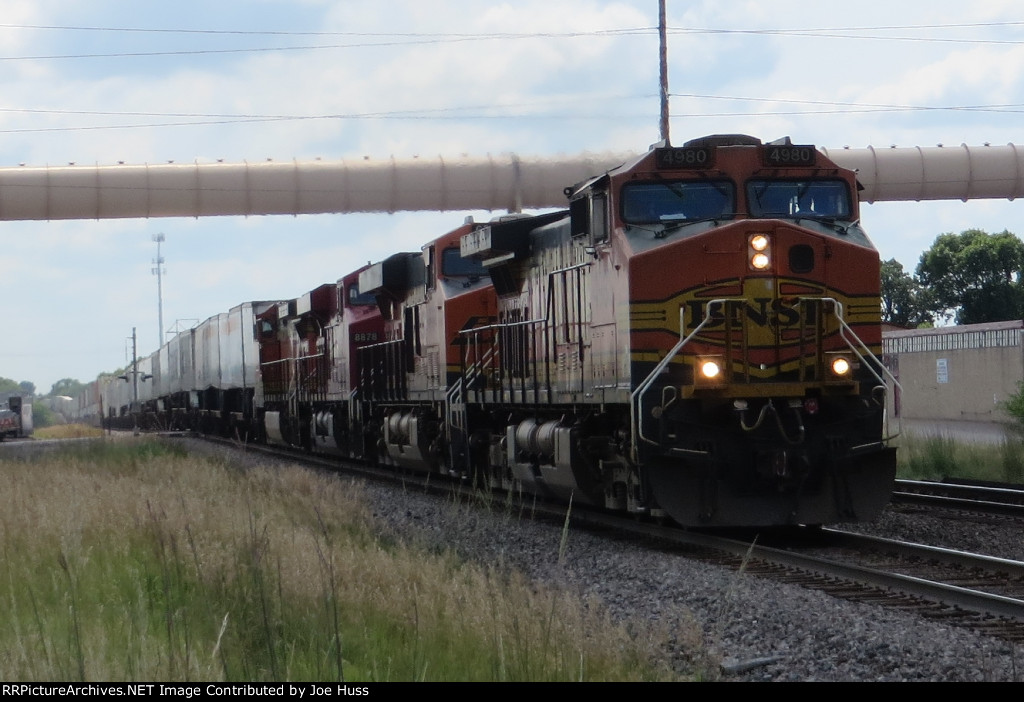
[
  {"x1": 74, "y1": 134, "x2": 896, "y2": 527},
  {"x1": 0, "y1": 396, "x2": 33, "y2": 440}
]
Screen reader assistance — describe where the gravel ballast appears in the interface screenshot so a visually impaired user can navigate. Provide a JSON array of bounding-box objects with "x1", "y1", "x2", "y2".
[{"x1": 183, "y1": 438, "x2": 1023, "y2": 682}]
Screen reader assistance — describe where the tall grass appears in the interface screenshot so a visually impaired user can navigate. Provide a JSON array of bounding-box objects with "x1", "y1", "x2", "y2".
[
  {"x1": 0, "y1": 439, "x2": 688, "y2": 682},
  {"x1": 32, "y1": 424, "x2": 105, "y2": 440},
  {"x1": 896, "y1": 431, "x2": 1024, "y2": 483}
]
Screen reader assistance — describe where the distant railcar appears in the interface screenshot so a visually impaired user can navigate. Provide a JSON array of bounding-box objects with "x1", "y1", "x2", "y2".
[{"x1": 0, "y1": 396, "x2": 33, "y2": 439}]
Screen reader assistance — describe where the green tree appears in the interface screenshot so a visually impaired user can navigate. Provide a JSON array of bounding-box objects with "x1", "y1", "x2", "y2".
[
  {"x1": 31, "y1": 401, "x2": 57, "y2": 428},
  {"x1": 1003, "y1": 381, "x2": 1024, "y2": 432},
  {"x1": 916, "y1": 229, "x2": 1024, "y2": 324},
  {"x1": 880, "y1": 258, "x2": 934, "y2": 327},
  {"x1": 48, "y1": 378, "x2": 86, "y2": 398},
  {"x1": 0, "y1": 377, "x2": 21, "y2": 394}
]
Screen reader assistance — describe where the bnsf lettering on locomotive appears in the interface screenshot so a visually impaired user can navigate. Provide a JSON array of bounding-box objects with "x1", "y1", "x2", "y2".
[{"x1": 685, "y1": 298, "x2": 810, "y2": 330}]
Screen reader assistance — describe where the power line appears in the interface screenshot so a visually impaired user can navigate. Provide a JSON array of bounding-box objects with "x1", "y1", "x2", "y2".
[
  {"x1": 3, "y1": 92, "x2": 1024, "y2": 136},
  {"x1": 0, "y1": 97, "x2": 659, "y2": 134},
  {"x1": 671, "y1": 93, "x2": 1024, "y2": 115},
  {"x1": 677, "y1": 28, "x2": 1024, "y2": 46},
  {"x1": 2, "y1": 20, "x2": 1023, "y2": 36},
  {"x1": 0, "y1": 28, "x2": 658, "y2": 62},
  {"x1": 0, "y1": 23, "x2": 656, "y2": 38},
  {"x1": 0, "y1": 21, "x2": 1023, "y2": 62},
  {"x1": 0, "y1": 95, "x2": 627, "y2": 120}
]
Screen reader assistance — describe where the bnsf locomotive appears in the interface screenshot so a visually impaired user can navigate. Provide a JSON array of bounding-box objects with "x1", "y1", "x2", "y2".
[{"x1": 81, "y1": 134, "x2": 896, "y2": 527}]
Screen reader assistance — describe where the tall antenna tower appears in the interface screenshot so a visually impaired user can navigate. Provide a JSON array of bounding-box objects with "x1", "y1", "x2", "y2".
[{"x1": 152, "y1": 233, "x2": 166, "y2": 348}]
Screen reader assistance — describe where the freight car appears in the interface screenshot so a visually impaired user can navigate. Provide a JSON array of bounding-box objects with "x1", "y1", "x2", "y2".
[
  {"x1": 84, "y1": 134, "x2": 897, "y2": 527},
  {"x1": 0, "y1": 396, "x2": 33, "y2": 440}
]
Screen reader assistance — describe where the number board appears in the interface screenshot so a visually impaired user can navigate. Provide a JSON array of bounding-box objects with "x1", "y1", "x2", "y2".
[
  {"x1": 654, "y1": 147, "x2": 714, "y2": 169},
  {"x1": 762, "y1": 144, "x2": 817, "y2": 167}
]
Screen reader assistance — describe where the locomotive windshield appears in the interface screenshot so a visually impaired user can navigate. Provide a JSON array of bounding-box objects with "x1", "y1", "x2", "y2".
[
  {"x1": 347, "y1": 283, "x2": 377, "y2": 306},
  {"x1": 747, "y1": 179, "x2": 852, "y2": 219},
  {"x1": 621, "y1": 181, "x2": 734, "y2": 224},
  {"x1": 442, "y1": 246, "x2": 489, "y2": 278}
]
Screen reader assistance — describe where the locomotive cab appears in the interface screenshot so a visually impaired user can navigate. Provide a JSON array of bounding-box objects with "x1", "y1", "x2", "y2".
[
  {"x1": 360, "y1": 224, "x2": 499, "y2": 476},
  {"x1": 615, "y1": 135, "x2": 897, "y2": 526}
]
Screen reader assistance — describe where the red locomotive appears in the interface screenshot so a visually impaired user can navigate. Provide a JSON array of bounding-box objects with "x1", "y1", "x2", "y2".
[
  {"x1": 84, "y1": 134, "x2": 896, "y2": 527},
  {"x1": 258, "y1": 267, "x2": 386, "y2": 457}
]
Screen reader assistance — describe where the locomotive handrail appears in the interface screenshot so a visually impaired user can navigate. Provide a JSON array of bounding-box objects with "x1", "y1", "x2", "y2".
[
  {"x1": 358, "y1": 337, "x2": 404, "y2": 351},
  {"x1": 463, "y1": 345, "x2": 498, "y2": 387},
  {"x1": 357, "y1": 337, "x2": 407, "y2": 401},
  {"x1": 452, "y1": 343, "x2": 497, "y2": 403},
  {"x1": 806, "y1": 297, "x2": 903, "y2": 394},
  {"x1": 456, "y1": 318, "x2": 548, "y2": 335},
  {"x1": 259, "y1": 351, "x2": 326, "y2": 365},
  {"x1": 630, "y1": 299, "x2": 734, "y2": 459},
  {"x1": 629, "y1": 296, "x2": 902, "y2": 460},
  {"x1": 459, "y1": 317, "x2": 548, "y2": 403},
  {"x1": 808, "y1": 296, "x2": 903, "y2": 442},
  {"x1": 445, "y1": 379, "x2": 464, "y2": 419}
]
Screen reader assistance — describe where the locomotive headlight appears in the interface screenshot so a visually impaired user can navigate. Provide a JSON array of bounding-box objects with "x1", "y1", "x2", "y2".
[
  {"x1": 700, "y1": 360, "x2": 721, "y2": 379},
  {"x1": 695, "y1": 356, "x2": 726, "y2": 386},
  {"x1": 828, "y1": 355, "x2": 852, "y2": 377},
  {"x1": 748, "y1": 234, "x2": 771, "y2": 270}
]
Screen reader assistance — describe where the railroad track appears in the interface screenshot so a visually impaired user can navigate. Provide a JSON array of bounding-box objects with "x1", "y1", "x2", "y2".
[
  {"x1": 892, "y1": 478, "x2": 1024, "y2": 520},
  {"x1": 562, "y1": 510, "x2": 1024, "y2": 643}
]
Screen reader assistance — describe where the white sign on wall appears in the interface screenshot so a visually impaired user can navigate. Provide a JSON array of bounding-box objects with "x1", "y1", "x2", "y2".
[{"x1": 937, "y1": 358, "x2": 948, "y2": 384}]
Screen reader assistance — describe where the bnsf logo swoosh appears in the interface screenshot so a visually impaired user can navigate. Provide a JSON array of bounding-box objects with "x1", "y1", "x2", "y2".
[{"x1": 630, "y1": 277, "x2": 879, "y2": 348}]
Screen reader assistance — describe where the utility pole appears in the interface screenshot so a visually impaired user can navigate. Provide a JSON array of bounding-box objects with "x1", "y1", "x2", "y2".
[
  {"x1": 131, "y1": 327, "x2": 139, "y2": 410},
  {"x1": 129, "y1": 327, "x2": 139, "y2": 435},
  {"x1": 118, "y1": 327, "x2": 152, "y2": 435},
  {"x1": 659, "y1": 0, "x2": 670, "y2": 145},
  {"x1": 152, "y1": 233, "x2": 166, "y2": 348},
  {"x1": 167, "y1": 319, "x2": 198, "y2": 338}
]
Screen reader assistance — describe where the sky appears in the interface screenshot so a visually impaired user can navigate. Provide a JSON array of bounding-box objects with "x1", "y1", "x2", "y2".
[{"x1": 3, "y1": 0, "x2": 1024, "y2": 394}]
